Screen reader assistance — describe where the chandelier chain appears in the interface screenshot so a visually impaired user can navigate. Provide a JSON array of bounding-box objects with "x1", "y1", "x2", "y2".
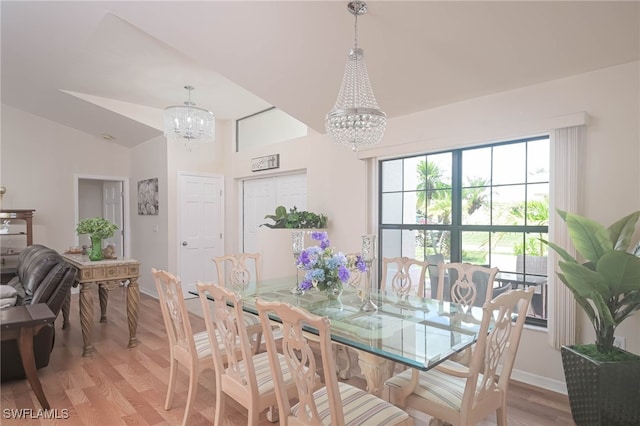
[
  {"x1": 354, "y1": 8, "x2": 358, "y2": 49},
  {"x1": 353, "y1": 6, "x2": 360, "y2": 110},
  {"x1": 184, "y1": 85, "x2": 195, "y2": 107}
]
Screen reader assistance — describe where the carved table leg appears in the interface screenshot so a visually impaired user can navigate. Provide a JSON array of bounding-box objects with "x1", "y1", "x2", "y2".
[
  {"x1": 99, "y1": 283, "x2": 109, "y2": 323},
  {"x1": 61, "y1": 290, "x2": 71, "y2": 329},
  {"x1": 356, "y1": 349, "x2": 396, "y2": 397},
  {"x1": 335, "y1": 344, "x2": 352, "y2": 380},
  {"x1": 126, "y1": 276, "x2": 140, "y2": 348},
  {"x1": 79, "y1": 283, "x2": 94, "y2": 357}
]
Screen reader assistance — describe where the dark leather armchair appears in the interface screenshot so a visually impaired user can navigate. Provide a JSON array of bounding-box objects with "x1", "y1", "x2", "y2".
[{"x1": 1, "y1": 245, "x2": 77, "y2": 381}]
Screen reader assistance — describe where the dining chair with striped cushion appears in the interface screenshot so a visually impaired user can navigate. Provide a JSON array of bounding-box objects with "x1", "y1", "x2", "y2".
[
  {"x1": 332, "y1": 252, "x2": 368, "y2": 380},
  {"x1": 196, "y1": 281, "x2": 302, "y2": 425},
  {"x1": 435, "y1": 262, "x2": 498, "y2": 308},
  {"x1": 151, "y1": 268, "x2": 215, "y2": 426},
  {"x1": 256, "y1": 298, "x2": 413, "y2": 426},
  {"x1": 212, "y1": 253, "x2": 264, "y2": 354},
  {"x1": 380, "y1": 257, "x2": 429, "y2": 298},
  {"x1": 433, "y1": 262, "x2": 500, "y2": 366},
  {"x1": 384, "y1": 287, "x2": 534, "y2": 426}
]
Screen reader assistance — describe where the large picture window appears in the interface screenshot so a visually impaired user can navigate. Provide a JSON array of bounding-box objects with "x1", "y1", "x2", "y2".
[{"x1": 379, "y1": 136, "x2": 549, "y2": 325}]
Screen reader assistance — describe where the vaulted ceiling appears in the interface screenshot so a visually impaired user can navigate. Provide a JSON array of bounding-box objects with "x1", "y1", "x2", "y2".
[{"x1": 2, "y1": 1, "x2": 638, "y2": 148}]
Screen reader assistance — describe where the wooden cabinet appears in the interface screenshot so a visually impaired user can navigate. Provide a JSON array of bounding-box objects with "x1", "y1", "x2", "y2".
[{"x1": 0, "y1": 209, "x2": 35, "y2": 283}]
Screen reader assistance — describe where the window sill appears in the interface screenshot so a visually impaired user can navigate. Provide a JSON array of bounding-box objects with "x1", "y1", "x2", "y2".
[{"x1": 524, "y1": 322, "x2": 547, "y2": 332}]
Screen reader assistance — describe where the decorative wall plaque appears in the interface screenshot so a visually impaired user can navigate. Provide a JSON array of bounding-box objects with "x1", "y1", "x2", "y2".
[{"x1": 251, "y1": 154, "x2": 280, "y2": 172}]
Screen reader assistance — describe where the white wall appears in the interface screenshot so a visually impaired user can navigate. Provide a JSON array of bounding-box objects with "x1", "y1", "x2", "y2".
[
  {"x1": 228, "y1": 131, "x2": 368, "y2": 254},
  {"x1": 0, "y1": 105, "x2": 130, "y2": 252},
  {"x1": 131, "y1": 125, "x2": 227, "y2": 296},
  {"x1": 225, "y1": 61, "x2": 640, "y2": 392},
  {"x1": 166, "y1": 119, "x2": 227, "y2": 276},
  {"x1": 78, "y1": 179, "x2": 104, "y2": 247},
  {"x1": 78, "y1": 180, "x2": 103, "y2": 219},
  {"x1": 2, "y1": 60, "x2": 638, "y2": 394},
  {"x1": 237, "y1": 108, "x2": 308, "y2": 151},
  {"x1": 361, "y1": 62, "x2": 640, "y2": 390},
  {"x1": 129, "y1": 136, "x2": 169, "y2": 296},
  {"x1": 384, "y1": 62, "x2": 639, "y2": 391}
]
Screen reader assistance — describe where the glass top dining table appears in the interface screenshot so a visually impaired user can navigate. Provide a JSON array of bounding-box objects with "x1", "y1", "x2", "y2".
[{"x1": 193, "y1": 276, "x2": 485, "y2": 395}]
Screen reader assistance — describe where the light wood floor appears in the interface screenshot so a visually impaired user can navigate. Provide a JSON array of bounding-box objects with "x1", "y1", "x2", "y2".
[{"x1": 1, "y1": 287, "x2": 575, "y2": 425}]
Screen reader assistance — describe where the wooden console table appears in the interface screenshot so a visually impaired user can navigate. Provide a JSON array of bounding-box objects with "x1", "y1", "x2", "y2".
[
  {"x1": 61, "y1": 254, "x2": 140, "y2": 357},
  {"x1": 1, "y1": 303, "x2": 55, "y2": 409},
  {"x1": 1, "y1": 209, "x2": 35, "y2": 284}
]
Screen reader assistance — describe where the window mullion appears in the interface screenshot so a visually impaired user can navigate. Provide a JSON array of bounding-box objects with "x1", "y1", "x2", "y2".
[{"x1": 451, "y1": 150, "x2": 462, "y2": 262}]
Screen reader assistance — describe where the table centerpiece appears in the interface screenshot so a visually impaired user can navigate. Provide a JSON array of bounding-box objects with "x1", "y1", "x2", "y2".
[{"x1": 296, "y1": 231, "x2": 365, "y2": 299}]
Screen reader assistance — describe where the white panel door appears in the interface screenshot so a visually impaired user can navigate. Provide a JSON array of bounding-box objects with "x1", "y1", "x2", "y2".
[
  {"x1": 275, "y1": 174, "x2": 307, "y2": 212},
  {"x1": 178, "y1": 173, "x2": 224, "y2": 298},
  {"x1": 103, "y1": 181, "x2": 124, "y2": 257},
  {"x1": 243, "y1": 178, "x2": 276, "y2": 253},
  {"x1": 242, "y1": 173, "x2": 307, "y2": 253}
]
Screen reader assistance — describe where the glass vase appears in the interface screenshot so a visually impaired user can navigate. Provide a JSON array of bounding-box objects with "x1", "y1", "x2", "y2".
[
  {"x1": 326, "y1": 284, "x2": 343, "y2": 300},
  {"x1": 360, "y1": 234, "x2": 378, "y2": 311},
  {"x1": 291, "y1": 230, "x2": 306, "y2": 294},
  {"x1": 89, "y1": 236, "x2": 104, "y2": 261}
]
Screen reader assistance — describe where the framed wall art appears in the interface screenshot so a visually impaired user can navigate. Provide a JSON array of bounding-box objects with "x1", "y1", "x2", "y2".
[{"x1": 137, "y1": 178, "x2": 159, "y2": 215}]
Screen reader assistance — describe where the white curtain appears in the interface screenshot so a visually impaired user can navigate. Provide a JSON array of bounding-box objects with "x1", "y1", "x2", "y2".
[{"x1": 547, "y1": 125, "x2": 584, "y2": 349}]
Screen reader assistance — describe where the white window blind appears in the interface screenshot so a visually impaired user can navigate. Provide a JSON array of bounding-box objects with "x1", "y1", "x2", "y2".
[{"x1": 547, "y1": 125, "x2": 584, "y2": 348}]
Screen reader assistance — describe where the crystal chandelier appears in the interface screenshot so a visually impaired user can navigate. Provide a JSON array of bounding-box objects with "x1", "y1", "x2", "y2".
[
  {"x1": 326, "y1": 1, "x2": 386, "y2": 152},
  {"x1": 163, "y1": 86, "x2": 215, "y2": 145}
]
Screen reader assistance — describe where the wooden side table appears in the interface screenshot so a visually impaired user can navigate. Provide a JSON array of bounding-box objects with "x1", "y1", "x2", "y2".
[
  {"x1": 60, "y1": 254, "x2": 141, "y2": 357},
  {"x1": 0, "y1": 303, "x2": 55, "y2": 409}
]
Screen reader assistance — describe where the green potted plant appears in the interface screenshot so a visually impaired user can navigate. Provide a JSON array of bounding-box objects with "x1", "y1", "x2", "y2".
[
  {"x1": 258, "y1": 206, "x2": 328, "y2": 281},
  {"x1": 76, "y1": 217, "x2": 118, "y2": 261},
  {"x1": 543, "y1": 210, "x2": 640, "y2": 426},
  {"x1": 261, "y1": 206, "x2": 328, "y2": 229}
]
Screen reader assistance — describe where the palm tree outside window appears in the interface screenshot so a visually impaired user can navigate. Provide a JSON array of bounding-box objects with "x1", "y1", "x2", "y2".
[{"x1": 379, "y1": 136, "x2": 549, "y2": 326}]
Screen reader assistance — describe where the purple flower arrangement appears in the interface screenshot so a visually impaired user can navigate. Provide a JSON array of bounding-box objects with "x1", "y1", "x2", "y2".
[{"x1": 296, "y1": 231, "x2": 367, "y2": 292}]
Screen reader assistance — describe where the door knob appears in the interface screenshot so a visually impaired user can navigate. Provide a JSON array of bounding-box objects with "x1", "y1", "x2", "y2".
[{"x1": 182, "y1": 241, "x2": 188, "y2": 246}]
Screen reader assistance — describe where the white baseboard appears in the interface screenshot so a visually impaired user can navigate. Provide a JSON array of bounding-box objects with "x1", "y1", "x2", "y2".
[
  {"x1": 510, "y1": 368, "x2": 567, "y2": 395},
  {"x1": 139, "y1": 287, "x2": 156, "y2": 298}
]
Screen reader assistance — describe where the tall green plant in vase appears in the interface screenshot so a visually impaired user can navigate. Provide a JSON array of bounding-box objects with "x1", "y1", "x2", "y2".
[
  {"x1": 543, "y1": 210, "x2": 640, "y2": 356},
  {"x1": 542, "y1": 209, "x2": 640, "y2": 426},
  {"x1": 76, "y1": 217, "x2": 118, "y2": 261}
]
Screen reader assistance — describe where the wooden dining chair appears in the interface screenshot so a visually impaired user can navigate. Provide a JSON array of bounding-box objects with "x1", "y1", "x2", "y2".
[
  {"x1": 433, "y1": 262, "x2": 499, "y2": 365},
  {"x1": 380, "y1": 257, "x2": 428, "y2": 297},
  {"x1": 383, "y1": 287, "x2": 534, "y2": 426},
  {"x1": 333, "y1": 252, "x2": 367, "y2": 380},
  {"x1": 378, "y1": 256, "x2": 430, "y2": 376},
  {"x1": 212, "y1": 253, "x2": 264, "y2": 354},
  {"x1": 515, "y1": 254, "x2": 548, "y2": 317},
  {"x1": 196, "y1": 281, "x2": 301, "y2": 425},
  {"x1": 256, "y1": 298, "x2": 413, "y2": 426},
  {"x1": 435, "y1": 262, "x2": 499, "y2": 308},
  {"x1": 151, "y1": 268, "x2": 215, "y2": 426},
  {"x1": 425, "y1": 253, "x2": 445, "y2": 298}
]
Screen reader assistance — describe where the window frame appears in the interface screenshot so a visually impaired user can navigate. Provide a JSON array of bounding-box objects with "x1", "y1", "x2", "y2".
[{"x1": 378, "y1": 135, "x2": 549, "y2": 327}]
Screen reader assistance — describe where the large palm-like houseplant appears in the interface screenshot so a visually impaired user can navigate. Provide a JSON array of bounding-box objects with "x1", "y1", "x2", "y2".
[{"x1": 543, "y1": 210, "x2": 640, "y2": 426}]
